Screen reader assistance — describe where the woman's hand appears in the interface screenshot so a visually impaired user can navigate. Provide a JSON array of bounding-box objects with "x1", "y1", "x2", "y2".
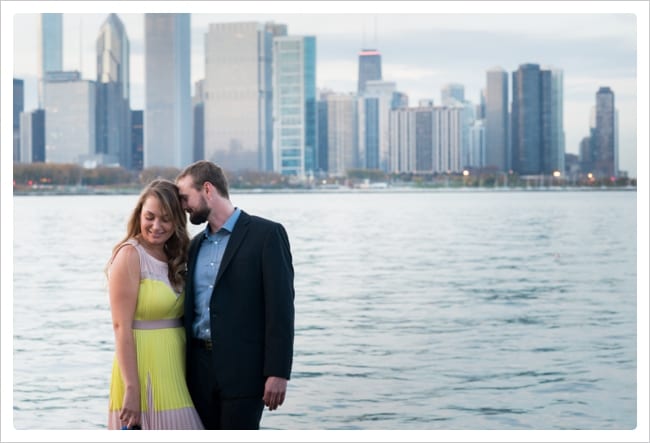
[{"x1": 119, "y1": 385, "x2": 142, "y2": 429}]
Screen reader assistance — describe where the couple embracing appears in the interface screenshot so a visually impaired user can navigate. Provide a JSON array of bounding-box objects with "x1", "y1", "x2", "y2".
[{"x1": 106, "y1": 160, "x2": 295, "y2": 430}]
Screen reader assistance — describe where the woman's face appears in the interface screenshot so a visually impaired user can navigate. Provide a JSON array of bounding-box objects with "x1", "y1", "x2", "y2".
[{"x1": 140, "y1": 195, "x2": 174, "y2": 247}]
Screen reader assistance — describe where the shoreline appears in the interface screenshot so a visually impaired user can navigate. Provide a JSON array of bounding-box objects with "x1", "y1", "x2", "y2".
[{"x1": 13, "y1": 185, "x2": 637, "y2": 196}]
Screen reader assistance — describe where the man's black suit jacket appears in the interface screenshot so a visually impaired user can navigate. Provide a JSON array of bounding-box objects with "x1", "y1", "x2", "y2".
[{"x1": 184, "y1": 210, "x2": 295, "y2": 398}]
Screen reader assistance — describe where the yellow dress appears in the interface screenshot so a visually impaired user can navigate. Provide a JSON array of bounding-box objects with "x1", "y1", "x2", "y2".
[{"x1": 108, "y1": 239, "x2": 203, "y2": 429}]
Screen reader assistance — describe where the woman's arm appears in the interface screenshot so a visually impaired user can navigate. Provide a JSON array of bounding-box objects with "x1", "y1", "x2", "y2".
[{"x1": 109, "y1": 245, "x2": 142, "y2": 429}]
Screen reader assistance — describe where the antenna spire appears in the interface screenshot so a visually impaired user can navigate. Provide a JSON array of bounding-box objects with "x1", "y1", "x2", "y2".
[
  {"x1": 79, "y1": 17, "x2": 83, "y2": 75},
  {"x1": 374, "y1": 16, "x2": 377, "y2": 47}
]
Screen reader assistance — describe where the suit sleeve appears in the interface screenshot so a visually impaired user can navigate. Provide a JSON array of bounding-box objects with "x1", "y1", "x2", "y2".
[{"x1": 262, "y1": 222, "x2": 295, "y2": 380}]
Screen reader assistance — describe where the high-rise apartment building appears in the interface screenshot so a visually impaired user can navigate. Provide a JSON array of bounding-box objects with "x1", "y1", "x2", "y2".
[
  {"x1": 593, "y1": 86, "x2": 617, "y2": 178},
  {"x1": 39, "y1": 13, "x2": 63, "y2": 106},
  {"x1": 43, "y1": 71, "x2": 96, "y2": 164},
  {"x1": 389, "y1": 105, "x2": 435, "y2": 174},
  {"x1": 144, "y1": 13, "x2": 191, "y2": 169},
  {"x1": 203, "y1": 22, "x2": 285, "y2": 172},
  {"x1": 485, "y1": 67, "x2": 509, "y2": 171},
  {"x1": 273, "y1": 35, "x2": 317, "y2": 177},
  {"x1": 357, "y1": 49, "x2": 382, "y2": 95},
  {"x1": 432, "y1": 106, "x2": 464, "y2": 174},
  {"x1": 96, "y1": 13, "x2": 131, "y2": 168},
  {"x1": 325, "y1": 93, "x2": 358, "y2": 177},
  {"x1": 441, "y1": 83, "x2": 473, "y2": 169}
]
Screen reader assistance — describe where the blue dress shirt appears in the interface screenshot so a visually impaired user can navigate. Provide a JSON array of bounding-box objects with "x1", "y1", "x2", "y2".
[{"x1": 192, "y1": 208, "x2": 241, "y2": 340}]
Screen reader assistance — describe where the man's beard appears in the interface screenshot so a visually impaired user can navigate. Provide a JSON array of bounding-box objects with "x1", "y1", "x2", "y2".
[{"x1": 189, "y1": 199, "x2": 210, "y2": 225}]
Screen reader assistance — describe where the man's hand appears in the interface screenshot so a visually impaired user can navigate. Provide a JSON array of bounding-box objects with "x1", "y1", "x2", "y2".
[{"x1": 263, "y1": 376, "x2": 287, "y2": 411}]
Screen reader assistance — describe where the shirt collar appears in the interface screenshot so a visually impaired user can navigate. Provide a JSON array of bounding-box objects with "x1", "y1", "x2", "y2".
[{"x1": 202, "y1": 207, "x2": 241, "y2": 238}]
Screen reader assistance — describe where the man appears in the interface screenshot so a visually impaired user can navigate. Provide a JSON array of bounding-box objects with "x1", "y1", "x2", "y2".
[{"x1": 176, "y1": 160, "x2": 295, "y2": 430}]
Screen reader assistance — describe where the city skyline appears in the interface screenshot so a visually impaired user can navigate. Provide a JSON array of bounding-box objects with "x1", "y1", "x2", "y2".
[{"x1": 3, "y1": 2, "x2": 647, "y2": 178}]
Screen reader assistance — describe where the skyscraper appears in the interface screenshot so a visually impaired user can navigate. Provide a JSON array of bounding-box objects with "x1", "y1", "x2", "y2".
[
  {"x1": 325, "y1": 93, "x2": 358, "y2": 177},
  {"x1": 43, "y1": 71, "x2": 96, "y2": 164},
  {"x1": 317, "y1": 90, "x2": 332, "y2": 175},
  {"x1": 511, "y1": 63, "x2": 565, "y2": 176},
  {"x1": 13, "y1": 78, "x2": 24, "y2": 162},
  {"x1": 130, "y1": 110, "x2": 144, "y2": 171},
  {"x1": 593, "y1": 86, "x2": 616, "y2": 178},
  {"x1": 511, "y1": 63, "x2": 542, "y2": 175},
  {"x1": 192, "y1": 79, "x2": 205, "y2": 163},
  {"x1": 357, "y1": 49, "x2": 382, "y2": 95},
  {"x1": 203, "y1": 22, "x2": 284, "y2": 172},
  {"x1": 441, "y1": 83, "x2": 465, "y2": 106},
  {"x1": 144, "y1": 13, "x2": 191, "y2": 169},
  {"x1": 96, "y1": 13, "x2": 131, "y2": 168},
  {"x1": 441, "y1": 83, "x2": 473, "y2": 169},
  {"x1": 469, "y1": 119, "x2": 486, "y2": 168},
  {"x1": 39, "y1": 13, "x2": 63, "y2": 106},
  {"x1": 541, "y1": 68, "x2": 565, "y2": 175},
  {"x1": 485, "y1": 67, "x2": 509, "y2": 171},
  {"x1": 20, "y1": 109, "x2": 45, "y2": 164},
  {"x1": 389, "y1": 105, "x2": 435, "y2": 174},
  {"x1": 273, "y1": 35, "x2": 317, "y2": 178},
  {"x1": 432, "y1": 106, "x2": 464, "y2": 174},
  {"x1": 358, "y1": 80, "x2": 395, "y2": 172}
]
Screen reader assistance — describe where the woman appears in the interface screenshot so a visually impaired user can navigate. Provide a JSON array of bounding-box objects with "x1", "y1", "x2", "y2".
[{"x1": 106, "y1": 179, "x2": 203, "y2": 430}]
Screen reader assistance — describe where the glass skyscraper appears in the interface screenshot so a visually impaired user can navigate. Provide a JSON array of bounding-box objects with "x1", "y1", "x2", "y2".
[
  {"x1": 511, "y1": 63, "x2": 543, "y2": 175},
  {"x1": 485, "y1": 67, "x2": 509, "y2": 172},
  {"x1": 13, "y1": 78, "x2": 24, "y2": 162},
  {"x1": 272, "y1": 35, "x2": 317, "y2": 178},
  {"x1": 358, "y1": 80, "x2": 395, "y2": 172},
  {"x1": 203, "y1": 22, "x2": 285, "y2": 172},
  {"x1": 144, "y1": 13, "x2": 191, "y2": 168},
  {"x1": 594, "y1": 87, "x2": 617, "y2": 178},
  {"x1": 39, "y1": 13, "x2": 63, "y2": 106},
  {"x1": 96, "y1": 14, "x2": 131, "y2": 168},
  {"x1": 20, "y1": 109, "x2": 45, "y2": 164},
  {"x1": 541, "y1": 68, "x2": 565, "y2": 175},
  {"x1": 357, "y1": 49, "x2": 382, "y2": 95},
  {"x1": 511, "y1": 63, "x2": 565, "y2": 176}
]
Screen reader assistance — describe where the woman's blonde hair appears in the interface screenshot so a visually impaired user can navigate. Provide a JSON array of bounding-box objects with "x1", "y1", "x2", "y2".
[{"x1": 107, "y1": 179, "x2": 189, "y2": 292}]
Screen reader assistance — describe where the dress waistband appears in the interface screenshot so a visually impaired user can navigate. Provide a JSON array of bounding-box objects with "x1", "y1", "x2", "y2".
[{"x1": 132, "y1": 319, "x2": 182, "y2": 330}]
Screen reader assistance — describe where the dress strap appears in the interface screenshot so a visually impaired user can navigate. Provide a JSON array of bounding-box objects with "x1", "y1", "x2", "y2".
[{"x1": 132, "y1": 319, "x2": 182, "y2": 330}]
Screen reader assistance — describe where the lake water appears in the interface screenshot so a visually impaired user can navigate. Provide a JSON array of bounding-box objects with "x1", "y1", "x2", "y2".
[{"x1": 9, "y1": 190, "x2": 642, "y2": 433}]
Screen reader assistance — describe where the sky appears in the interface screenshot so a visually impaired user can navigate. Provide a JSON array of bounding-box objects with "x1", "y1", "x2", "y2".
[{"x1": 4, "y1": 1, "x2": 647, "y2": 178}]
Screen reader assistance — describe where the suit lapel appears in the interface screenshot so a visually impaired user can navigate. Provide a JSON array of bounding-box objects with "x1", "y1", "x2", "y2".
[
  {"x1": 216, "y1": 211, "x2": 250, "y2": 284},
  {"x1": 184, "y1": 235, "x2": 202, "y2": 322}
]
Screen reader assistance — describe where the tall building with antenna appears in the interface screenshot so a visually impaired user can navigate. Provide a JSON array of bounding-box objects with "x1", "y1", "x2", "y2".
[{"x1": 357, "y1": 49, "x2": 382, "y2": 95}]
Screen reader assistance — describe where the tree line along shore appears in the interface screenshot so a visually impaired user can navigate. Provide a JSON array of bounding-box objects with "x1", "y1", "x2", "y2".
[{"x1": 13, "y1": 163, "x2": 636, "y2": 195}]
